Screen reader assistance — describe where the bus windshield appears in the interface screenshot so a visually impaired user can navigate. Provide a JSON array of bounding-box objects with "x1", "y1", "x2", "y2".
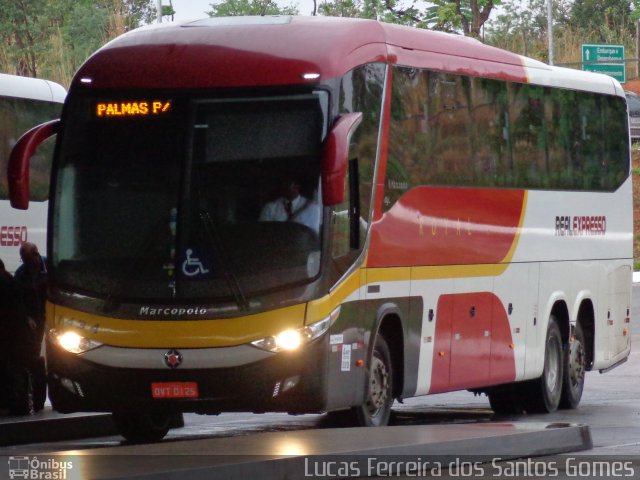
[{"x1": 52, "y1": 91, "x2": 328, "y2": 304}]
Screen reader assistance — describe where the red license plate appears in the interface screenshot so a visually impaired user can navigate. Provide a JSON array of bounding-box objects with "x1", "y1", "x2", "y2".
[{"x1": 151, "y1": 382, "x2": 199, "y2": 399}]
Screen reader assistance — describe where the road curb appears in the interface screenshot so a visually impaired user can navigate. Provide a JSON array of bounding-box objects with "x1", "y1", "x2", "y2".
[
  {"x1": 28, "y1": 422, "x2": 591, "y2": 479},
  {"x1": 0, "y1": 411, "x2": 116, "y2": 447},
  {"x1": 0, "y1": 411, "x2": 185, "y2": 447}
]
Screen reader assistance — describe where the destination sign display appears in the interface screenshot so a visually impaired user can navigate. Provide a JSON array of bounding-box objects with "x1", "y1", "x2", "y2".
[{"x1": 96, "y1": 100, "x2": 172, "y2": 117}]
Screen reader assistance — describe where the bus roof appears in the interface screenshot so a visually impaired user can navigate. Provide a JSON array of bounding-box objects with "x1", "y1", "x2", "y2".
[
  {"x1": 0, "y1": 73, "x2": 66, "y2": 103},
  {"x1": 73, "y1": 16, "x2": 622, "y2": 97}
]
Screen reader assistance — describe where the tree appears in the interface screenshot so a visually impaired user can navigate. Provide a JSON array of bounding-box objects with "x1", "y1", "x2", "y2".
[
  {"x1": 316, "y1": 0, "x2": 499, "y2": 35},
  {"x1": 0, "y1": 0, "x2": 48, "y2": 76},
  {"x1": 103, "y1": 0, "x2": 157, "y2": 31},
  {"x1": 426, "y1": 0, "x2": 502, "y2": 37},
  {"x1": 486, "y1": 0, "x2": 549, "y2": 57},
  {"x1": 207, "y1": 0, "x2": 299, "y2": 17},
  {"x1": 162, "y1": 1, "x2": 176, "y2": 22},
  {"x1": 0, "y1": 0, "x2": 158, "y2": 84},
  {"x1": 486, "y1": 0, "x2": 637, "y2": 67},
  {"x1": 633, "y1": 0, "x2": 640, "y2": 22},
  {"x1": 317, "y1": 0, "x2": 362, "y2": 18},
  {"x1": 570, "y1": 0, "x2": 632, "y2": 35}
]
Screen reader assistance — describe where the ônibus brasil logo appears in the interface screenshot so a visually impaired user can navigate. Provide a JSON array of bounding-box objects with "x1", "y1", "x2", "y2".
[{"x1": 8, "y1": 456, "x2": 73, "y2": 480}]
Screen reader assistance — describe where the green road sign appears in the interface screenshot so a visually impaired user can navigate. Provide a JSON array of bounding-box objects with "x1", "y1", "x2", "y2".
[{"x1": 581, "y1": 44, "x2": 625, "y2": 83}]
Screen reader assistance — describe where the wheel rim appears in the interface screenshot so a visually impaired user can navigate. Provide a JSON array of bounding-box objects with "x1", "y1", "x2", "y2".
[
  {"x1": 568, "y1": 337, "x2": 585, "y2": 389},
  {"x1": 365, "y1": 353, "x2": 389, "y2": 417},
  {"x1": 545, "y1": 335, "x2": 561, "y2": 393}
]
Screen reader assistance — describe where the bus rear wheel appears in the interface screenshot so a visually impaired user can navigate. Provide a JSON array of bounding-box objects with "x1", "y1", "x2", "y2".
[
  {"x1": 559, "y1": 323, "x2": 586, "y2": 409},
  {"x1": 354, "y1": 335, "x2": 393, "y2": 427},
  {"x1": 524, "y1": 317, "x2": 563, "y2": 413},
  {"x1": 112, "y1": 411, "x2": 172, "y2": 443}
]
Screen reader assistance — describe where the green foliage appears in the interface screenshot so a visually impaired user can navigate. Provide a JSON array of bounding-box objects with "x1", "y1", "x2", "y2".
[
  {"x1": 424, "y1": 2, "x2": 465, "y2": 32},
  {"x1": 0, "y1": 0, "x2": 158, "y2": 86},
  {"x1": 0, "y1": 0, "x2": 49, "y2": 77},
  {"x1": 487, "y1": 0, "x2": 637, "y2": 67},
  {"x1": 315, "y1": 0, "x2": 499, "y2": 32},
  {"x1": 207, "y1": 0, "x2": 298, "y2": 16},
  {"x1": 161, "y1": 5, "x2": 176, "y2": 17},
  {"x1": 633, "y1": 0, "x2": 640, "y2": 22},
  {"x1": 110, "y1": 0, "x2": 158, "y2": 30},
  {"x1": 569, "y1": 0, "x2": 632, "y2": 35},
  {"x1": 427, "y1": 1, "x2": 501, "y2": 37},
  {"x1": 318, "y1": 0, "x2": 361, "y2": 18},
  {"x1": 59, "y1": 2, "x2": 110, "y2": 65}
]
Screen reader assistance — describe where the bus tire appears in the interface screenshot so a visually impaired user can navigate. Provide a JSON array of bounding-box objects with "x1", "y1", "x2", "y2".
[
  {"x1": 559, "y1": 323, "x2": 586, "y2": 409},
  {"x1": 112, "y1": 411, "x2": 171, "y2": 443},
  {"x1": 525, "y1": 317, "x2": 563, "y2": 413},
  {"x1": 355, "y1": 334, "x2": 393, "y2": 427}
]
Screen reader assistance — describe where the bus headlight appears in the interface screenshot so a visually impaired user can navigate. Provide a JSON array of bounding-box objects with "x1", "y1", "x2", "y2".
[
  {"x1": 275, "y1": 329, "x2": 303, "y2": 351},
  {"x1": 51, "y1": 329, "x2": 102, "y2": 354},
  {"x1": 250, "y1": 306, "x2": 340, "y2": 353}
]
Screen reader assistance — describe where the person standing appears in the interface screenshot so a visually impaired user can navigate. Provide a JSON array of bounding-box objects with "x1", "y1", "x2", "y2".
[
  {"x1": 14, "y1": 242, "x2": 48, "y2": 412},
  {"x1": 0, "y1": 258, "x2": 33, "y2": 414}
]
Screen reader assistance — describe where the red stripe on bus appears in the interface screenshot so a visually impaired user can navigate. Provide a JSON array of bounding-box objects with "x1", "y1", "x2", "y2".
[{"x1": 368, "y1": 187, "x2": 526, "y2": 267}]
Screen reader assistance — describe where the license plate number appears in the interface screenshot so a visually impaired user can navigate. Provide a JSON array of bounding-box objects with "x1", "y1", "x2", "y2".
[{"x1": 151, "y1": 382, "x2": 199, "y2": 399}]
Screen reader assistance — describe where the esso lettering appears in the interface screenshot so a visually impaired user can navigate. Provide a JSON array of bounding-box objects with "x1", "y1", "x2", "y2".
[{"x1": 0, "y1": 225, "x2": 27, "y2": 246}]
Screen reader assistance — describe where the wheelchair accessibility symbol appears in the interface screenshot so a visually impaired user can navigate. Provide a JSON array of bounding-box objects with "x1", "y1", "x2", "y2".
[{"x1": 182, "y1": 249, "x2": 210, "y2": 277}]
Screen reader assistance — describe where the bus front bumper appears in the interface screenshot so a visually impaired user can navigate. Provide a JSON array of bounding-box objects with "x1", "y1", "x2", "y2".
[{"x1": 46, "y1": 337, "x2": 328, "y2": 415}]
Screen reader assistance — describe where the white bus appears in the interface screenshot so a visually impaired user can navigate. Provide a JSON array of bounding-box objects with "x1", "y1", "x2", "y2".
[
  {"x1": 0, "y1": 73, "x2": 65, "y2": 272},
  {"x1": 7, "y1": 17, "x2": 633, "y2": 442}
]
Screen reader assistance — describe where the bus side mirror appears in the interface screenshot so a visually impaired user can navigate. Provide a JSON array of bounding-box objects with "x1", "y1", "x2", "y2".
[
  {"x1": 322, "y1": 112, "x2": 362, "y2": 206},
  {"x1": 8, "y1": 119, "x2": 60, "y2": 210}
]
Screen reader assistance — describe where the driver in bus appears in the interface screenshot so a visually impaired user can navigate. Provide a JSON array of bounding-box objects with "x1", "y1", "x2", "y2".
[{"x1": 259, "y1": 177, "x2": 320, "y2": 233}]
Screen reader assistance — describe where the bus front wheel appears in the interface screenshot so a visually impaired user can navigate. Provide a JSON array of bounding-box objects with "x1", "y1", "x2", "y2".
[
  {"x1": 112, "y1": 411, "x2": 172, "y2": 443},
  {"x1": 355, "y1": 335, "x2": 393, "y2": 427}
]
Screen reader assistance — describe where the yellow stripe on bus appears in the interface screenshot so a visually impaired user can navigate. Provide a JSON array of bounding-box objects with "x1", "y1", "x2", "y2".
[
  {"x1": 500, "y1": 190, "x2": 528, "y2": 265},
  {"x1": 305, "y1": 266, "x2": 363, "y2": 322},
  {"x1": 48, "y1": 303, "x2": 306, "y2": 349}
]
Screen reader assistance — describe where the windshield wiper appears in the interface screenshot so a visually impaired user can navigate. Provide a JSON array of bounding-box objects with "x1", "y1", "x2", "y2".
[{"x1": 199, "y1": 210, "x2": 249, "y2": 311}]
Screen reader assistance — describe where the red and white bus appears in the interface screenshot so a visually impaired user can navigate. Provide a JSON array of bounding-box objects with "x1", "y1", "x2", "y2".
[
  {"x1": 1, "y1": 73, "x2": 65, "y2": 272},
  {"x1": 9, "y1": 16, "x2": 632, "y2": 442}
]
